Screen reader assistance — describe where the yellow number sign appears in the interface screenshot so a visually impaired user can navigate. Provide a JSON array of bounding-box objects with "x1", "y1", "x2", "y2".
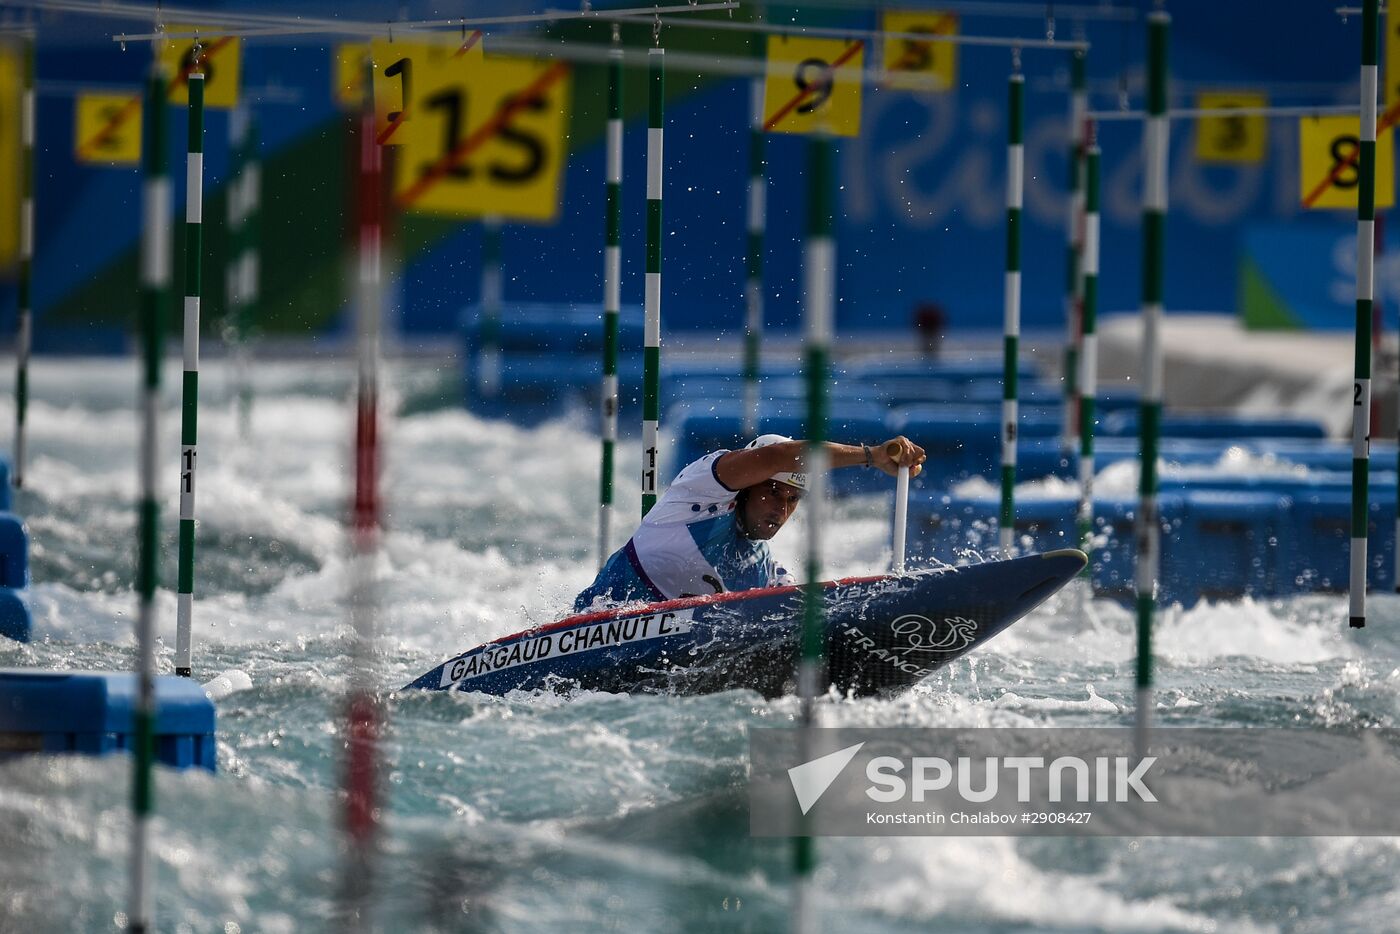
[
  {"x1": 762, "y1": 35, "x2": 865, "y2": 137},
  {"x1": 395, "y1": 55, "x2": 572, "y2": 222},
  {"x1": 1194, "y1": 91, "x2": 1267, "y2": 164},
  {"x1": 370, "y1": 35, "x2": 484, "y2": 146},
  {"x1": 75, "y1": 93, "x2": 142, "y2": 165},
  {"x1": 881, "y1": 10, "x2": 957, "y2": 92},
  {"x1": 334, "y1": 44, "x2": 369, "y2": 110},
  {"x1": 158, "y1": 26, "x2": 241, "y2": 108},
  {"x1": 0, "y1": 43, "x2": 19, "y2": 267},
  {"x1": 1299, "y1": 115, "x2": 1396, "y2": 210}
]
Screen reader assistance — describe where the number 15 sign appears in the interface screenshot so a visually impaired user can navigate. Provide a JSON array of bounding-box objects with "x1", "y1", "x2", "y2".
[{"x1": 390, "y1": 50, "x2": 573, "y2": 223}]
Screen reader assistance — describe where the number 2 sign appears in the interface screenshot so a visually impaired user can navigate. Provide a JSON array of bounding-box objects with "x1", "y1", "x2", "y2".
[{"x1": 762, "y1": 35, "x2": 864, "y2": 137}]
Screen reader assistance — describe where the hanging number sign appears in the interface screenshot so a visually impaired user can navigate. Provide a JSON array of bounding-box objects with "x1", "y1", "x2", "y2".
[
  {"x1": 880, "y1": 10, "x2": 958, "y2": 92},
  {"x1": 334, "y1": 44, "x2": 370, "y2": 110},
  {"x1": 395, "y1": 54, "x2": 572, "y2": 222},
  {"x1": 762, "y1": 35, "x2": 865, "y2": 137},
  {"x1": 1194, "y1": 91, "x2": 1267, "y2": 164},
  {"x1": 75, "y1": 93, "x2": 142, "y2": 164},
  {"x1": 1299, "y1": 115, "x2": 1396, "y2": 210},
  {"x1": 370, "y1": 35, "x2": 484, "y2": 146},
  {"x1": 158, "y1": 26, "x2": 242, "y2": 108}
]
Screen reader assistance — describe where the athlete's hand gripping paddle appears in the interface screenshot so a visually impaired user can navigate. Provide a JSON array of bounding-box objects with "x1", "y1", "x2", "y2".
[{"x1": 889, "y1": 441, "x2": 910, "y2": 574}]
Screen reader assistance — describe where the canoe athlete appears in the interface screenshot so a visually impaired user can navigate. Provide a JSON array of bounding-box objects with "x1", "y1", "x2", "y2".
[{"x1": 573, "y1": 434, "x2": 927, "y2": 609}]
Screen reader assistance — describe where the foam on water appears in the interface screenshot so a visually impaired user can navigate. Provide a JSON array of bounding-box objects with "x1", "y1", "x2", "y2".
[{"x1": 3, "y1": 357, "x2": 1399, "y2": 932}]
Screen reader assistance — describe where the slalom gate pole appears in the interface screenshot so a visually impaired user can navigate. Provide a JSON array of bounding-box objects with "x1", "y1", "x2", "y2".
[
  {"x1": 227, "y1": 108, "x2": 247, "y2": 428},
  {"x1": 129, "y1": 58, "x2": 170, "y2": 934},
  {"x1": 599, "y1": 35, "x2": 623, "y2": 567},
  {"x1": 1134, "y1": 10, "x2": 1169, "y2": 757},
  {"x1": 175, "y1": 66, "x2": 205, "y2": 678},
  {"x1": 238, "y1": 118, "x2": 260, "y2": 438},
  {"x1": 1000, "y1": 66, "x2": 1024, "y2": 554},
  {"x1": 1077, "y1": 134, "x2": 1101, "y2": 562},
  {"x1": 642, "y1": 45, "x2": 664, "y2": 517},
  {"x1": 891, "y1": 460, "x2": 909, "y2": 575},
  {"x1": 743, "y1": 67, "x2": 766, "y2": 437},
  {"x1": 13, "y1": 37, "x2": 33, "y2": 489},
  {"x1": 1062, "y1": 49, "x2": 1086, "y2": 459},
  {"x1": 793, "y1": 134, "x2": 834, "y2": 934},
  {"x1": 340, "y1": 64, "x2": 384, "y2": 927},
  {"x1": 1352, "y1": 0, "x2": 1379, "y2": 627}
]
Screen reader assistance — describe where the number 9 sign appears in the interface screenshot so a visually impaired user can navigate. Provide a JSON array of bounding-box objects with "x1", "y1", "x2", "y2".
[{"x1": 762, "y1": 35, "x2": 865, "y2": 137}]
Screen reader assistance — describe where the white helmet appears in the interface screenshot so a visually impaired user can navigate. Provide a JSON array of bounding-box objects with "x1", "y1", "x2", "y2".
[{"x1": 744, "y1": 434, "x2": 808, "y2": 491}]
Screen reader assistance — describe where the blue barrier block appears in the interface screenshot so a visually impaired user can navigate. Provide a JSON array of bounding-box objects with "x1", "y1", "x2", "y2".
[
  {"x1": 662, "y1": 358, "x2": 806, "y2": 381},
  {"x1": 665, "y1": 376, "x2": 881, "y2": 406},
  {"x1": 846, "y1": 355, "x2": 1036, "y2": 383},
  {"x1": 888, "y1": 405, "x2": 1061, "y2": 487},
  {"x1": 1166, "y1": 490, "x2": 1288, "y2": 601},
  {"x1": 1100, "y1": 410, "x2": 1328, "y2": 440},
  {"x1": 0, "y1": 513, "x2": 29, "y2": 589},
  {"x1": 0, "y1": 670, "x2": 217, "y2": 771},
  {"x1": 463, "y1": 354, "x2": 644, "y2": 422},
  {"x1": 907, "y1": 491, "x2": 1192, "y2": 601},
  {"x1": 0, "y1": 589, "x2": 30, "y2": 642},
  {"x1": 461, "y1": 302, "x2": 644, "y2": 355},
  {"x1": 670, "y1": 401, "x2": 890, "y2": 494},
  {"x1": 1274, "y1": 480, "x2": 1398, "y2": 593}
]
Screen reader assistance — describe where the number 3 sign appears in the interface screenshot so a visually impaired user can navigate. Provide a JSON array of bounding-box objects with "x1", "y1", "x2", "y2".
[{"x1": 762, "y1": 35, "x2": 865, "y2": 137}]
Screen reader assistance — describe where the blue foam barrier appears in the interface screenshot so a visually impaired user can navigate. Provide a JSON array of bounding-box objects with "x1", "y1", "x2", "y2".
[
  {"x1": 887, "y1": 405, "x2": 1062, "y2": 487},
  {"x1": 0, "y1": 670, "x2": 217, "y2": 771},
  {"x1": 664, "y1": 376, "x2": 882, "y2": 407},
  {"x1": 845, "y1": 355, "x2": 1037, "y2": 383},
  {"x1": 463, "y1": 354, "x2": 644, "y2": 423},
  {"x1": 1100, "y1": 410, "x2": 1328, "y2": 440},
  {"x1": 662, "y1": 357, "x2": 807, "y2": 381},
  {"x1": 0, "y1": 589, "x2": 30, "y2": 642},
  {"x1": 460, "y1": 301, "x2": 644, "y2": 355},
  {"x1": 0, "y1": 513, "x2": 29, "y2": 589},
  {"x1": 1271, "y1": 479, "x2": 1398, "y2": 593},
  {"x1": 669, "y1": 400, "x2": 891, "y2": 495},
  {"x1": 907, "y1": 490, "x2": 1297, "y2": 604}
]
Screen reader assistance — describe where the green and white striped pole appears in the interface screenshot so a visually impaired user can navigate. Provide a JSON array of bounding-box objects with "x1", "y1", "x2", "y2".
[
  {"x1": 793, "y1": 134, "x2": 835, "y2": 934},
  {"x1": 478, "y1": 216, "x2": 503, "y2": 398},
  {"x1": 175, "y1": 68, "x2": 205, "y2": 679},
  {"x1": 1077, "y1": 136, "x2": 1101, "y2": 560},
  {"x1": 129, "y1": 59, "x2": 170, "y2": 934},
  {"x1": 1134, "y1": 10, "x2": 1169, "y2": 756},
  {"x1": 1062, "y1": 49, "x2": 1087, "y2": 459},
  {"x1": 641, "y1": 46, "x2": 664, "y2": 517},
  {"x1": 1352, "y1": 0, "x2": 1379, "y2": 628},
  {"x1": 13, "y1": 38, "x2": 33, "y2": 489},
  {"x1": 599, "y1": 38, "x2": 623, "y2": 566},
  {"x1": 1000, "y1": 68, "x2": 1024, "y2": 554},
  {"x1": 743, "y1": 72, "x2": 766, "y2": 437}
]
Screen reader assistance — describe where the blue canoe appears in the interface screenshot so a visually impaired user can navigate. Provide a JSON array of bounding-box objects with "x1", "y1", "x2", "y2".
[{"x1": 405, "y1": 549, "x2": 1087, "y2": 698}]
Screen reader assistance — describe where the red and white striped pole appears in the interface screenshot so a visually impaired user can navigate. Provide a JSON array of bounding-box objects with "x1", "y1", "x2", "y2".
[{"x1": 340, "y1": 62, "x2": 384, "y2": 929}]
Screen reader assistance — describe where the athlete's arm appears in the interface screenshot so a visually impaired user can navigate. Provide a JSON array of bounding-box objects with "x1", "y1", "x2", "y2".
[{"x1": 713, "y1": 436, "x2": 926, "y2": 489}]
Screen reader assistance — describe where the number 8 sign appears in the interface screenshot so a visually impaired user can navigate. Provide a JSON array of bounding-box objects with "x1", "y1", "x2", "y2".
[{"x1": 1298, "y1": 115, "x2": 1396, "y2": 211}]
